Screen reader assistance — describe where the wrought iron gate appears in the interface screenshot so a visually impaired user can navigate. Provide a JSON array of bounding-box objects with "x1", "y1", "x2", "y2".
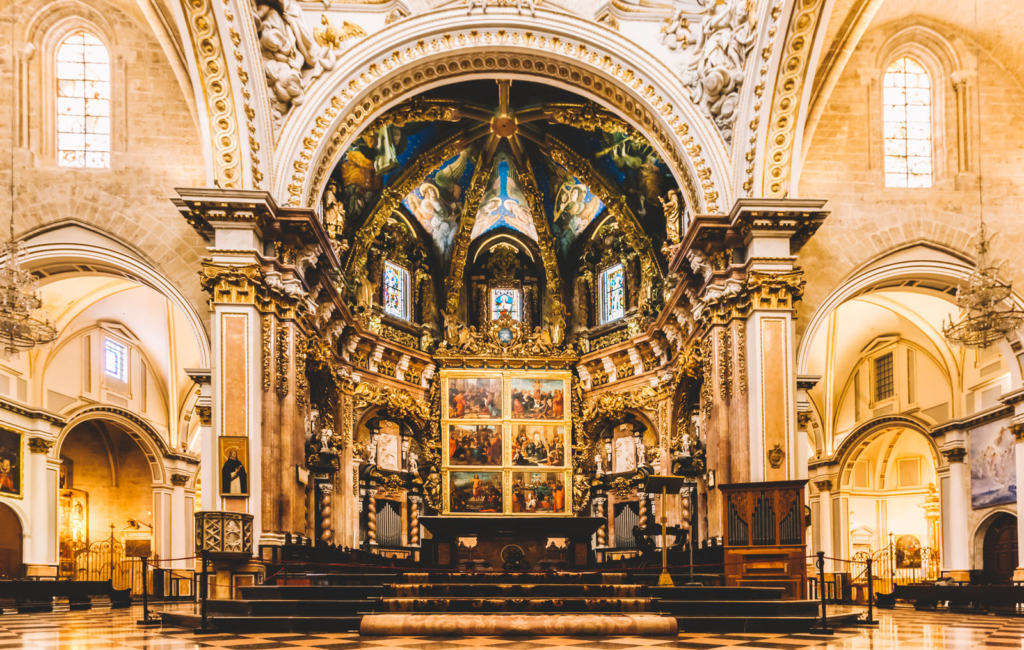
[
  {"x1": 852, "y1": 540, "x2": 940, "y2": 593},
  {"x1": 58, "y1": 531, "x2": 143, "y2": 593}
]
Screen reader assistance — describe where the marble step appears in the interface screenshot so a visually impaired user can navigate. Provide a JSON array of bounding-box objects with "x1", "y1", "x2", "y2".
[
  {"x1": 657, "y1": 598, "x2": 819, "y2": 617},
  {"x1": 157, "y1": 612, "x2": 361, "y2": 633},
  {"x1": 208, "y1": 599, "x2": 375, "y2": 617},
  {"x1": 360, "y1": 613, "x2": 677, "y2": 636},
  {"x1": 675, "y1": 611, "x2": 863, "y2": 633},
  {"x1": 379, "y1": 596, "x2": 653, "y2": 613},
  {"x1": 239, "y1": 585, "x2": 385, "y2": 600},
  {"x1": 390, "y1": 583, "x2": 644, "y2": 597},
  {"x1": 649, "y1": 585, "x2": 787, "y2": 600},
  {"x1": 398, "y1": 571, "x2": 630, "y2": 584}
]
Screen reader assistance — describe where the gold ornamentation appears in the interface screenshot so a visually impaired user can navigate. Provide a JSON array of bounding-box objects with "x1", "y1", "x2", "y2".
[
  {"x1": 444, "y1": 151, "x2": 492, "y2": 321},
  {"x1": 314, "y1": 15, "x2": 366, "y2": 49},
  {"x1": 763, "y1": 0, "x2": 826, "y2": 197},
  {"x1": 198, "y1": 262, "x2": 304, "y2": 318},
  {"x1": 262, "y1": 316, "x2": 272, "y2": 392},
  {"x1": 742, "y1": 1, "x2": 784, "y2": 195},
  {"x1": 590, "y1": 366, "x2": 609, "y2": 387},
  {"x1": 747, "y1": 270, "x2": 805, "y2": 310},
  {"x1": 514, "y1": 160, "x2": 567, "y2": 334},
  {"x1": 942, "y1": 447, "x2": 967, "y2": 464},
  {"x1": 736, "y1": 321, "x2": 747, "y2": 394},
  {"x1": 546, "y1": 103, "x2": 645, "y2": 144},
  {"x1": 404, "y1": 365, "x2": 422, "y2": 386},
  {"x1": 718, "y1": 327, "x2": 731, "y2": 399},
  {"x1": 700, "y1": 335, "x2": 713, "y2": 412},
  {"x1": 435, "y1": 313, "x2": 576, "y2": 367},
  {"x1": 276, "y1": 325, "x2": 290, "y2": 397},
  {"x1": 170, "y1": 473, "x2": 190, "y2": 487},
  {"x1": 352, "y1": 383, "x2": 431, "y2": 425},
  {"x1": 591, "y1": 328, "x2": 630, "y2": 352},
  {"x1": 364, "y1": 100, "x2": 461, "y2": 137},
  {"x1": 180, "y1": 0, "x2": 242, "y2": 188},
  {"x1": 295, "y1": 334, "x2": 309, "y2": 406},
  {"x1": 767, "y1": 443, "x2": 785, "y2": 469},
  {"x1": 351, "y1": 349, "x2": 369, "y2": 369},
  {"x1": 27, "y1": 437, "x2": 54, "y2": 454},
  {"x1": 485, "y1": 244, "x2": 521, "y2": 281},
  {"x1": 616, "y1": 359, "x2": 635, "y2": 379},
  {"x1": 582, "y1": 384, "x2": 662, "y2": 423},
  {"x1": 195, "y1": 405, "x2": 212, "y2": 426},
  {"x1": 219, "y1": 0, "x2": 261, "y2": 187},
  {"x1": 377, "y1": 358, "x2": 396, "y2": 377},
  {"x1": 1011, "y1": 423, "x2": 1024, "y2": 443},
  {"x1": 642, "y1": 352, "x2": 659, "y2": 372},
  {"x1": 293, "y1": 41, "x2": 713, "y2": 215},
  {"x1": 813, "y1": 478, "x2": 832, "y2": 492},
  {"x1": 609, "y1": 475, "x2": 642, "y2": 499},
  {"x1": 380, "y1": 324, "x2": 418, "y2": 349},
  {"x1": 374, "y1": 473, "x2": 405, "y2": 496}
]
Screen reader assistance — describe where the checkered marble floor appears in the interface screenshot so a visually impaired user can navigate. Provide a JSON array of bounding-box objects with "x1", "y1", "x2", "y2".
[{"x1": 0, "y1": 605, "x2": 1022, "y2": 650}]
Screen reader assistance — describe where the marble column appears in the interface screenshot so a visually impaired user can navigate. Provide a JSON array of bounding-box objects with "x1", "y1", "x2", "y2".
[
  {"x1": 942, "y1": 446, "x2": 970, "y2": 579},
  {"x1": 814, "y1": 479, "x2": 834, "y2": 573},
  {"x1": 169, "y1": 473, "x2": 190, "y2": 569},
  {"x1": 26, "y1": 438, "x2": 56, "y2": 569},
  {"x1": 1013, "y1": 422, "x2": 1024, "y2": 579}
]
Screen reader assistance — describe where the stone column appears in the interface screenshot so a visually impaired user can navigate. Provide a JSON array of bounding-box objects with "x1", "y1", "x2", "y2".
[
  {"x1": 408, "y1": 495, "x2": 421, "y2": 546},
  {"x1": 814, "y1": 479, "x2": 834, "y2": 573},
  {"x1": 186, "y1": 370, "x2": 212, "y2": 509},
  {"x1": 942, "y1": 446, "x2": 970, "y2": 579},
  {"x1": 169, "y1": 473, "x2": 190, "y2": 569},
  {"x1": 593, "y1": 496, "x2": 608, "y2": 548},
  {"x1": 1014, "y1": 422, "x2": 1024, "y2": 580},
  {"x1": 26, "y1": 438, "x2": 56, "y2": 569}
]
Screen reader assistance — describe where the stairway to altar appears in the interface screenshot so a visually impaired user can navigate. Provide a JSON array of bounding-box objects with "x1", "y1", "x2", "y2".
[{"x1": 158, "y1": 570, "x2": 862, "y2": 635}]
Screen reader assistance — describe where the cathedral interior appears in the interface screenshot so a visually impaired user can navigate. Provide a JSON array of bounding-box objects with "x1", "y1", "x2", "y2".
[{"x1": 2, "y1": 0, "x2": 1024, "y2": 640}]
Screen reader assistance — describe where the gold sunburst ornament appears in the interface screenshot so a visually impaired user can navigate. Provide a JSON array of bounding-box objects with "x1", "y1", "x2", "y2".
[{"x1": 942, "y1": 222, "x2": 1024, "y2": 349}]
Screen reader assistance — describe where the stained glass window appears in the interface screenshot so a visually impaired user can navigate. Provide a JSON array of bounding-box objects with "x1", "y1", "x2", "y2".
[
  {"x1": 57, "y1": 31, "x2": 111, "y2": 168},
  {"x1": 383, "y1": 262, "x2": 407, "y2": 319},
  {"x1": 883, "y1": 56, "x2": 931, "y2": 188},
  {"x1": 600, "y1": 264, "x2": 625, "y2": 323},
  {"x1": 104, "y1": 338, "x2": 127, "y2": 383},
  {"x1": 490, "y1": 288, "x2": 520, "y2": 321}
]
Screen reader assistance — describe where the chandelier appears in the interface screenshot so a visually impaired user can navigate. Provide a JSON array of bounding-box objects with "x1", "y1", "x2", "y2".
[
  {"x1": 0, "y1": 234, "x2": 57, "y2": 358},
  {"x1": 942, "y1": 222, "x2": 1024, "y2": 348}
]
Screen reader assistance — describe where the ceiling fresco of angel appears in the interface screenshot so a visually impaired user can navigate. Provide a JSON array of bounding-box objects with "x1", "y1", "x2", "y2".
[{"x1": 324, "y1": 79, "x2": 681, "y2": 278}]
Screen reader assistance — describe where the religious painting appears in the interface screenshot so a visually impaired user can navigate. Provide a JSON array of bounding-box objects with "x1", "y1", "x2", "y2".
[
  {"x1": 218, "y1": 437, "x2": 249, "y2": 497},
  {"x1": 401, "y1": 149, "x2": 474, "y2": 260},
  {"x1": 448, "y1": 471, "x2": 503, "y2": 514},
  {"x1": 447, "y1": 377, "x2": 502, "y2": 419},
  {"x1": 511, "y1": 471, "x2": 567, "y2": 514},
  {"x1": 469, "y1": 152, "x2": 538, "y2": 242},
  {"x1": 509, "y1": 377, "x2": 566, "y2": 420},
  {"x1": 511, "y1": 425, "x2": 566, "y2": 467},
  {"x1": 376, "y1": 431, "x2": 401, "y2": 472},
  {"x1": 0, "y1": 429, "x2": 22, "y2": 498},
  {"x1": 895, "y1": 534, "x2": 922, "y2": 568},
  {"x1": 542, "y1": 157, "x2": 606, "y2": 254},
  {"x1": 447, "y1": 424, "x2": 503, "y2": 467},
  {"x1": 970, "y1": 420, "x2": 1016, "y2": 508},
  {"x1": 614, "y1": 436, "x2": 637, "y2": 474}
]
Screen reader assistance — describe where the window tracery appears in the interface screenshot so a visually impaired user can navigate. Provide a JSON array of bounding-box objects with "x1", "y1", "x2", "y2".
[
  {"x1": 883, "y1": 56, "x2": 932, "y2": 188},
  {"x1": 56, "y1": 31, "x2": 110, "y2": 168}
]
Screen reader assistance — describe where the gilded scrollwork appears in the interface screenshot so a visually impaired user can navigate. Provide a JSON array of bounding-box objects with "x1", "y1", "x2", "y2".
[
  {"x1": 276, "y1": 325, "x2": 290, "y2": 397},
  {"x1": 582, "y1": 384, "x2": 663, "y2": 424},
  {"x1": 262, "y1": 316, "x2": 272, "y2": 392}
]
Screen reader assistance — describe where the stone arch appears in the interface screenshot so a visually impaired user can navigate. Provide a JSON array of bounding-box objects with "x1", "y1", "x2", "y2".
[
  {"x1": 832, "y1": 414, "x2": 943, "y2": 478},
  {"x1": 19, "y1": 219, "x2": 211, "y2": 366},
  {"x1": 273, "y1": 7, "x2": 730, "y2": 218},
  {"x1": 57, "y1": 405, "x2": 171, "y2": 485},
  {"x1": 795, "y1": 241, "x2": 1023, "y2": 388},
  {"x1": 972, "y1": 507, "x2": 1016, "y2": 568}
]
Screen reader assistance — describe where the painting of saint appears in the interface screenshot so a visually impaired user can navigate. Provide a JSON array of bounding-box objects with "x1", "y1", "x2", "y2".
[
  {"x1": 511, "y1": 425, "x2": 566, "y2": 467},
  {"x1": 895, "y1": 534, "x2": 922, "y2": 568},
  {"x1": 219, "y1": 437, "x2": 249, "y2": 496},
  {"x1": 450, "y1": 471, "x2": 503, "y2": 513},
  {"x1": 509, "y1": 378, "x2": 565, "y2": 420},
  {"x1": 0, "y1": 429, "x2": 21, "y2": 497},
  {"x1": 470, "y1": 153, "x2": 538, "y2": 241},
  {"x1": 551, "y1": 176, "x2": 604, "y2": 254},
  {"x1": 447, "y1": 377, "x2": 502, "y2": 419},
  {"x1": 448, "y1": 424, "x2": 503, "y2": 467},
  {"x1": 402, "y1": 150, "x2": 472, "y2": 259},
  {"x1": 511, "y1": 471, "x2": 566, "y2": 514},
  {"x1": 970, "y1": 421, "x2": 1017, "y2": 508}
]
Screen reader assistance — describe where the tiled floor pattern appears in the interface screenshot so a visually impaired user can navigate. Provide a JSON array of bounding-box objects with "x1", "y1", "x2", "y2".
[{"x1": 0, "y1": 605, "x2": 1022, "y2": 650}]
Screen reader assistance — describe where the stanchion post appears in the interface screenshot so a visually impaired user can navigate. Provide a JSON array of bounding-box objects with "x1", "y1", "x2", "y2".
[
  {"x1": 197, "y1": 549, "x2": 212, "y2": 633},
  {"x1": 136, "y1": 555, "x2": 159, "y2": 626},
  {"x1": 866, "y1": 557, "x2": 876, "y2": 625},
  {"x1": 816, "y1": 551, "x2": 832, "y2": 634}
]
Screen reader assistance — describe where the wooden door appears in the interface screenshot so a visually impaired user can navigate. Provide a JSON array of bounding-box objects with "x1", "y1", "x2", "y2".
[
  {"x1": 983, "y1": 513, "x2": 1018, "y2": 584},
  {"x1": 0, "y1": 504, "x2": 23, "y2": 578}
]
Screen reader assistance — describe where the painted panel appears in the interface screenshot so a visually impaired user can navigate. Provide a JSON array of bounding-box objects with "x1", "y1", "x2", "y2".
[
  {"x1": 970, "y1": 420, "x2": 1016, "y2": 509},
  {"x1": 760, "y1": 318, "x2": 789, "y2": 481},
  {"x1": 221, "y1": 314, "x2": 249, "y2": 438}
]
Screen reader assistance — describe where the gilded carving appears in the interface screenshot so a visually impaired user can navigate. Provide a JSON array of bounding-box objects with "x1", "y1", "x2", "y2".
[
  {"x1": 443, "y1": 152, "x2": 493, "y2": 326},
  {"x1": 546, "y1": 103, "x2": 645, "y2": 144},
  {"x1": 736, "y1": 321, "x2": 747, "y2": 394},
  {"x1": 179, "y1": 0, "x2": 242, "y2": 188},
  {"x1": 195, "y1": 405, "x2": 212, "y2": 426},
  {"x1": 616, "y1": 359, "x2": 635, "y2": 379},
  {"x1": 942, "y1": 447, "x2": 967, "y2": 464},
  {"x1": 276, "y1": 325, "x2": 289, "y2": 398},
  {"x1": 767, "y1": 443, "x2": 785, "y2": 469},
  {"x1": 582, "y1": 384, "x2": 662, "y2": 423},
  {"x1": 352, "y1": 383, "x2": 431, "y2": 424},
  {"x1": 813, "y1": 479, "x2": 832, "y2": 492},
  {"x1": 27, "y1": 437, "x2": 55, "y2": 454},
  {"x1": 763, "y1": 0, "x2": 826, "y2": 197},
  {"x1": 742, "y1": 1, "x2": 784, "y2": 195},
  {"x1": 170, "y1": 473, "x2": 190, "y2": 487},
  {"x1": 379, "y1": 324, "x2": 418, "y2": 350},
  {"x1": 262, "y1": 316, "x2": 272, "y2": 392},
  {"x1": 364, "y1": 100, "x2": 461, "y2": 137},
  {"x1": 1012, "y1": 422, "x2": 1024, "y2": 443},
  {"x1": 434, "y1": 313, "x2": 576, "y2": 366},
  {"x1": 700, "y1": 335, "x2": 713, "y2": 412},
  {"x1": 514, "y1": 160, "x2": 566, "y2": 335},
  {"x1": 718, "y1": 327, "x2": 731, "y2": 399},
  {"x1": 295, "y1": 333, "x2": 309, "y2": 405}
]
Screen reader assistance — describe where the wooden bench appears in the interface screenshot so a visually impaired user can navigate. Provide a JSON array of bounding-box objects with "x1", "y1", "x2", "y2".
[
  {"x1": 876, "y1": 584, "x2": 1024, "y2": 613},
  {"x1": 0, "y1": 580, "x2": 131, "y2": 613}
]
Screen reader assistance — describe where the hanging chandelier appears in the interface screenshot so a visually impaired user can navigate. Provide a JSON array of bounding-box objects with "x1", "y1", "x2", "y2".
[
  {"x1": 942, "y1": 222, "x2": 1024, "y2": 349},
  {"x1": 0, "y1": 234, "x2": 57, "y2": 358}
]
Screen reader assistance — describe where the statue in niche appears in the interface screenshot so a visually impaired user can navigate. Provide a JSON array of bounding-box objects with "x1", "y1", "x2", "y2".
[
  {"x1": 634, "y1": 434, "x2": 647, "y2": 469},
  {"x1": 255, "y1": 0, "x2": 338, "y2": 127},
  {"x1": 323, "y1": 180, "x2": 346, "y2": 239},
  {"x1": 367, "y1": 432, "x2": 379, "y2": 465},
  {"x1": 595, "y1": 452, "x2": 606, "y2": 476},
  {"x1": 409, "y1": 451, "x2": 419, "y2": 474},
  {"x1": 546, "y1": 301, "x2": 569, "y2": 347},
  {"x1": 318, "y1": 426, "x2": 334, "y2": 453},
  {"x1": 354, "y1": 265, "x2": 377, "y2": 312},
  {"x1": 660, "y1": 189, "x2": 682, "y2": 244}
]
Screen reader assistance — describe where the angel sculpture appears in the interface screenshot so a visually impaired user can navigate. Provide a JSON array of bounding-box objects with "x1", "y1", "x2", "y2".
[
  {"x1": 317, "y1": 427, "x2": 333, "y2": 453},
  {"x1": 660, "y1": 189, "x2": 682, "y2": 244},
  {"x1": 323, "y1": 180, "x2": 346, "y2": 238},
  {"x1": 313, "y1": 14, "x2": 366, "y2": 50}
]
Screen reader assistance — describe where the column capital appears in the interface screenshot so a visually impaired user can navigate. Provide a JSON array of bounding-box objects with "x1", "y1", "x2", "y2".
[
  {"x1": 942, "y1": 446, "x2": 968, "y2": 464},
  {"x1": 27, "y1": 437, "x2": 55, "y2": 454},
  {"x1": 170, "y1": 473, "x2": 190, "y2": 487},
  {"x1": 813, "y1": 479, "x2": 833, "y2": 493},
  {"x1": 1010, "y1": 422, "x2": 1024, "y2": 443}
]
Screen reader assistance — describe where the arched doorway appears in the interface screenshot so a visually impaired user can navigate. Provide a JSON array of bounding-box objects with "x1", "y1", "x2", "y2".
[
  {"x1": 0, "y1": 503, "x2": 23, "y2": 578},
  {"x1": 983, "y1": 513, "x2": 1017, "y2": 584}
]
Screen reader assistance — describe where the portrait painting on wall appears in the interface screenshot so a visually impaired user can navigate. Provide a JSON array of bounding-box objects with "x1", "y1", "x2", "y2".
[
  {"x1": 448, "y1": 424, "x2": 503, "y2": 466},
  {"x1": 449, "y1": 471, "x2": 503, "y2": 514},
  {"x1": 511, "y1": 471, "x2": 567, "y2": 514},
  {"x1": 511, "y1": 425, "x2": 566, "y2": 467},
  {"x1": 447, "y1": 377, "x2": 502, "y2": 419},
  {"x1": 970, "y1": 421, "x2": 1016, "y2": 509},
  {"x1": 0, "y1": 429, "x2": 22, "y2": 498},
  {"x1": 219, "y1": 437, "x2": 249, "y2": 497},
  {"x1": 510, "y1": 378, "x2": 565, "y2": 420},
  {"x1": 895, "y1": 534, "x2": 922, "y2": 568}
]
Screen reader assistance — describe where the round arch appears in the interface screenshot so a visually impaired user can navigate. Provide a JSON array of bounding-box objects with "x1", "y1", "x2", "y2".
[
  {"x1": 832, "y1": 414, "x2": 943, "y2": 479},
  {"x1": 18, "y1": 220, "x2": 211, "y2": 368},
  {"x1": 973, "y1": 508, "x2": 1017, "y2": 568},
  {"x1": 57, "y1": 405, "x2": 171, "y2": 485},
  {"x1": 273, "y1": 7, "x2": 730, "y2": 217},
  {"x1": 796, "y1": 241, "x2": 1024, "y2": 387}
]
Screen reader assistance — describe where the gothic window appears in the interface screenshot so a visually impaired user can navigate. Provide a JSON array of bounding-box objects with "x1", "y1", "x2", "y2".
[
  {"x1": 56, "y1": 31, "x2": 111, "y2": 168},
  {"x1": 599, "y1": 263, "x2": 625, "y2": 324},
  {"x1": 382, "y1": 261, "x2": 409, "y2": 320},
  {"x1": 883, "y1": 56, "x2": 932, "y2": 188},
  {"x1": 490, "y1": 288, "x2": 521, "y2": 321},
  {"x1": 104, "y1": 338, "x2": 127, "y2": 382}
]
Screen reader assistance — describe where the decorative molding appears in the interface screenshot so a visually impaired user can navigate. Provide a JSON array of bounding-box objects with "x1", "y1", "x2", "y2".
[
  {"x1": 170, "y1": 472, "x2": 190, "y2": 487},
  {"x1": 262, "y1": 315, "x2": 272, "y2": 392},
  {"x1": 195, "y1": 405, "x2": 212, "y2": 427},
  {"x1": 28, "y1": 437, "x2": 55, "y2": 454},
  {"x1": 179, "y1": 0, "x2": 243, "y2": 188},
  {"x1": 736, "y1": 321, "x2": 747, "y2": 394},
  {"x1": 276, "y1": 325, "x2": 290, "y2": 397},
  {"x1": 813, "y1": 478, "x2": 832, "y2": 492},
  {"x1": 767, "y1": 443, "x2": 785, "y2": 469},
  {"x1": 221, "y1": 0, "x2": 262, "y2": 186},
  {"x1": 762, "y1": 0, "x2": 826, "y2": 197},
  {"x1": 1012, "y1": 422, "x2": 1024, "y2": 444},
  {"x1": 941, "y1": 447, "x2": 967, "y2": 464},
  {"x1": 742, "y1": 1, "x2": 784, "y2": 195},
  {"x1": 582, "y1": 384, "x2": 663, "y2": 423}
]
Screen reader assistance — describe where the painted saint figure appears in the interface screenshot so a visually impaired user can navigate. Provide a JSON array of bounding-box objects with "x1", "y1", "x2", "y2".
[{"x1": 221, "y1": 450, "x2": 248, "y2": 494}]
